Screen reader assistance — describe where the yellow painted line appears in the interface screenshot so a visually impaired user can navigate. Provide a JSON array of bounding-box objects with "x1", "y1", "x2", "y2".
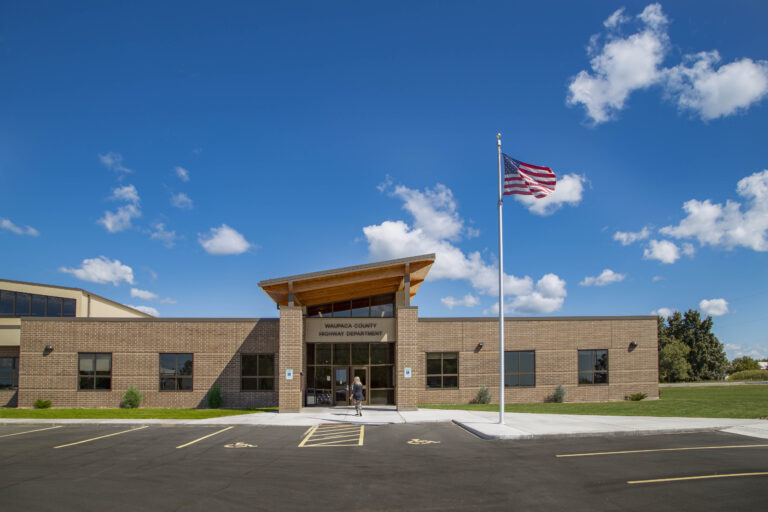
[
  {"x1": 298, "y1": 425, "x2": 319, "y2": 447},
  {"x1": 628, "y1": 472, "x2": 768, "y2": 485},
  {"x1": 315, "y1": 424, "x2": 359, "y2": 431},
  {"x1": 176, "y1": 426, "x2": 234, "y2": 449},
  {"x1": 557, "y1": 444, "x2": 768, "y2": 458},
  {"x1": 307, "y1": 432, "x2": 361, "y2": 442},
  {"x1": 303, "y1": 438, "x2": 362, "y2": 447},
  {"x1": 0, "y1": 426, "x2": 63, "y2": 439},
  {"x1": 54, "y1": 426, "x2": 148, "y2": 449},
  {"x1": 358, "y1": 425, "x2": 364, "y2": 446}
]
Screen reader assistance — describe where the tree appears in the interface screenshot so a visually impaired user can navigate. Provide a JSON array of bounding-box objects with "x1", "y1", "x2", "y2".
[
  {"x1": 657, "y1": 309, "x2": 728, "y2": 381},
  {"x1": 730, "y1": 356, "x2": 760, "y2": 374},
  {"x1": 659, "y1": 339, "x2": 692, "y2": 382}
]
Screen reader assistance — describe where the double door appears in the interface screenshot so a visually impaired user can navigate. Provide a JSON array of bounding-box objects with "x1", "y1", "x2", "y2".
[{"x1": 333, "y1": 366, "x2": 367, "y2": 406}]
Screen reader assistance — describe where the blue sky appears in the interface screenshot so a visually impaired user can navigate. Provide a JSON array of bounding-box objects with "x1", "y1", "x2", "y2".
[{"x1": 1, "y1": 1, "x2": 767, "y2": 360}]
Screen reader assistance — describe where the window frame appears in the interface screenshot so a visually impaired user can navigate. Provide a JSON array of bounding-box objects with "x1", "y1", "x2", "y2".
[
  {"x1": 0, "y1": 356, "x2": 19, "y2": 390},
  {"x1": 425, "y1": 352, "x2": 459, "y2": 389},
  {"x1": 504, "y1": 350, "x2": 536, "y2": 387},
  {"x1": 0, "y1": 289, "x2": 76, "y2": 318},
  {"x1": 77, "y1": 352, "x2": 112, "y2": 391},
  {"x1": 158, "y1": 353, "x2": 194, "y2": 392},
  {"x1": 577, "y1": 349, "x2": 609, "y2": 385},
  {"x1": 240, "y1": 353, "x2": 276, "y2": 392}
]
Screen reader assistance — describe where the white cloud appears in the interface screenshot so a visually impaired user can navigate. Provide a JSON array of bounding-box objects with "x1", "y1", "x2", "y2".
[
  {"x1": 441, "y1": 294, "x2": 480, "y2": 310},
  {"x1": 643, "y1": 239, "x2": 680, "y2": 264},
  {"x1": 699, "y1": 298, "x2": 729, "y2": 317},
  {"x1": 99, "y1": 152, "x2": 132, "y2": 174},
  {"x1": 567, "y1": 4, "x2": 668, "y2": 124},
  {"x1": 485, "y1": 274, "x2": 568, "y2": 315},
  {"x1": 580, "y1": 269, "x2": 626, "y2": 287},
  {"x1": 725, "y1": 343, "x2": 768, "y2": 360},
  {"x1": 364, "y1": 182, "x2": 566, "y2": 313},
  {"x1": 652, "y1": 275, "x2": 664, "y2": 282},
  {"x1": 613, "y1": 226, "x2": 650, "y2": 245},
  {"x1": 130, "y1": 288, "x2": 158, "y2": 301},
  {"x1": 99, "y1": 184, "x2": 141, "y2": 233},
  {"x1": 161, "y1": 297, "x2": 178, "y2": 305},
  {"x1": 127, "y1": 304, "x2": 159, "y2": 317},
  {"x1": 665, "y1": 51, "x2": 768, "y2": 120},
  {"x1": 568, "y1": 3, "x2": 768, "y2": 124},
  {"x1": 1, "y1": 217, "x2": 39, "y2": 237},
  {"x1": 681, "y1": 242, "x2": 695, "y2": 257},
  {"x1": 175, "y1": 166, "x2": 190, "y2": 182},
  {"x1": 513, "y1": 173, "x2": 586, "y2": 215},
  {"x1": 59, "y1": 256, "x2": 135, "y2": 286},
  {"x1": 198, "y1": 224, "x2": 252, "y2": 255},
  {"x1": 149, "y1": 223, "x2": 177, "y2": 248},
  {"x1": 651, "y1": 307, "x2": 676, "y2": 318},
  {"x1": 171, "y1": 192, "x2": 194, "y2": 210},
  {"x1": 660, "y1": 170, "x2": 768, "y2": 252}
]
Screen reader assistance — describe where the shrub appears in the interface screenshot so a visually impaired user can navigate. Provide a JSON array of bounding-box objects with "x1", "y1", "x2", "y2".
[
  {"x1": 729, "y1": 369, "x2": 768, "y2": 381},
  {"x1": 207, "y1": 383, "x2": 223, "y2": 409},
  {"x1": 625, "y1": 392, "x2": 647, "y2": 401},
  {"x1": 552, "y1": 385, "x2": 566, "y2": 403},
  {"x1": 122, "y1": 386, "x2": 143, "y2": 408},
  {"x1": 33, "y1": 399, "x2": 52, "y2": 409},
  {"x1": 471, "y1": 385, "x2": 491, "y2": 404}
]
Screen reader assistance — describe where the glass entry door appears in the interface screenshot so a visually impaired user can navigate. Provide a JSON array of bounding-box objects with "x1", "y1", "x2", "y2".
[
  {"x1": 333, "y1": 367, "x2": 349, "y2": 405},
  {"x1": 352, "y1": 367, "x2": 367, "y2": 405}
]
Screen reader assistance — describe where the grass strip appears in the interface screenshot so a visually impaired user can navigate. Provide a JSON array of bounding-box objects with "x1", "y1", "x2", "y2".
[
  {"x1": 0, "y1": 407, "x2": 276, "y2": 419},
  {"x1": 420, "y1": 385, "x2": 768, "y2": 419}
]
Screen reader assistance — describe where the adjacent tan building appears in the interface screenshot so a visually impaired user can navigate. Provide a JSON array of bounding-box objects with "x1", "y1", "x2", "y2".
[{"x1": 2, "y1": 255, "x2": 659, "y2": 410}]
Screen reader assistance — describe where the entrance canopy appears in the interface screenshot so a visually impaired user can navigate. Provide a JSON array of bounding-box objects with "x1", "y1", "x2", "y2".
[{"x1": 258, "y1": 254, "x2": 435, "y2": 307}]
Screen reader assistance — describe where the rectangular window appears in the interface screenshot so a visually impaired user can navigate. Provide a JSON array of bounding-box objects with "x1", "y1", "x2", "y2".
[
  {"x1": 159, "y1": 353, "x2": 194, "y2": 391},
  {"x1": 0, "y1": 290, "x2": 76, "y2": 317},
  {"x1": 578, "y1": 349, "x2": 609, "y2": 385},
  {"x1": 46, "y1": 296, "x2": 62, "y2": 317},
  {"x1": 241, "y1": 354, "x2": 275, "y2": 391},
  {"x1": 78, "y1": 353, "x2": 112, "y2": 391},
  {"x1": 504, "y1": 351, "x2": 535, "y2": 387},
  {"x1": 426, "y1": 352, "x2": 458, "y2": 388},
  {"x1": 0, "y1": 291, "x2": 13, "y2": 316},
  {"x1": 0, "y1": 357, "x2": 19, "y2": 389}
]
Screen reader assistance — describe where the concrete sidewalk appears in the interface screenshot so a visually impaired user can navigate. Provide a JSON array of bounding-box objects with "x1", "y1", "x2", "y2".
[{"x1": 2, "y1": 407, "x2": 767, "y2": 440}]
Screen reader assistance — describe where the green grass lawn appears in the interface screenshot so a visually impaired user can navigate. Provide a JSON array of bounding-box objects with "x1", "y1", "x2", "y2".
[
  {"x1": 0, "y1": 408, "x2": 276, "y2": 419},
  {"x1": 421, "y1": 385, "x2": 768, "y2": 419}
]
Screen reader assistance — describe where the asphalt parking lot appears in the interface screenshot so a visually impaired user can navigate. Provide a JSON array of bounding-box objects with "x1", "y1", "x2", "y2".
[{"x1": 1, "y1": 422, "x2": 766, "y2": 511}]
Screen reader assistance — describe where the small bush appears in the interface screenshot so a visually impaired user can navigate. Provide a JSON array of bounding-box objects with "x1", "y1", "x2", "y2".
[
  {"x1": 625, "y1": 392, "x2": 647, "y2": 401},
  {"x1": 552, "y1": 385, "x2": 566, "y2": 403},
  {"x1": 33, "y1": 399, "x2": 52, "y2": 409},
  {"x1": 122, "y1": 386, "x2": 143, "y2": 408},
  {"x1": 207, "y1": 383, "x2": 223, "y2": 409},
  {"x1": 471, "y1": 385, "x2": 491, "y2": 404},
  {"x1": 729, "y1": 370, "x2": 768, "y2": 381}
]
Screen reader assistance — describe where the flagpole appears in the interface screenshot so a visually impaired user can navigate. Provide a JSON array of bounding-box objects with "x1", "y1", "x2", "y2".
[{"x1": 496, "y1": 133, "x2": 505, "y2": 425}]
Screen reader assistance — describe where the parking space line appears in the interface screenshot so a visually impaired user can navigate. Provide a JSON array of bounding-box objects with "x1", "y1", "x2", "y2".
[
  {"x1": 557, "y1": 443, "x2": 768, "y2": 458},
  {"x1": 628, "y1": 472, "x2": 768, "y2": 485},
  {"x1": 54, "y1": 426, "x2": 148, "y2": 449},
  {"x1": 0, "y1": 426, "x2": 63, "y2": 439},
  {"x1": 176, "y1": 426, "x2": 234, "y2": 449},
  {"x1": 299, "y1": 423, "x2": 364, "y2": 447}
]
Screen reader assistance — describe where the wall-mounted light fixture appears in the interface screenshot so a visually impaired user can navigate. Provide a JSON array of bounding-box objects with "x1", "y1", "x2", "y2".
[
  {"x1": 475, "y1": 342, "x2": 485, "y2": 353},
  {"x1": 628, "y1": 341, "x2": 638, "y2": 352},
  {"x1": 43, "y1": 345, "x2": 54, "y2": 355}
]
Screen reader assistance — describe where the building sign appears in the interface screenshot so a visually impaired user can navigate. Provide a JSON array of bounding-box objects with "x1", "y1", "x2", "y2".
[
  {"x1": 286, "y1": 369, "x2": 294, "y2": 380},
  {"x1": 305, "y1": 318, "x2": 395, "y2": 342},
  {"x1": 404, "y1": 367, "x2": 412, "y2": 379}
]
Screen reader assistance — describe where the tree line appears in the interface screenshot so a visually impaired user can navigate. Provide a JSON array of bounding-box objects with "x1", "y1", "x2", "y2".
[{"x1": 657, "y1": 310, "x2": 730, "y2": 382}]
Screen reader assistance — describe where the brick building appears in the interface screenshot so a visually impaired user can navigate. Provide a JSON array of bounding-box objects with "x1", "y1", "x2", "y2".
[{"x1": 1, "y1": 255, "x2": 659, "y2": 411}]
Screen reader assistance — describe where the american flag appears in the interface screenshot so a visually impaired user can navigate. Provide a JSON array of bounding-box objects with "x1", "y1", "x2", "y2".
[{"x1": 502, "y1": 153, "x2": 556, "y2": 198}]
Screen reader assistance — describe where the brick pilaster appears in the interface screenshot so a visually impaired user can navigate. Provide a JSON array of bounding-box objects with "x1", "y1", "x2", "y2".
[
  {"x1": 395, "y1": 306, "x2": 419, "y2": 411},
  {"x1": 278, "y1": 306, "x2": 303, "y2": 412}
]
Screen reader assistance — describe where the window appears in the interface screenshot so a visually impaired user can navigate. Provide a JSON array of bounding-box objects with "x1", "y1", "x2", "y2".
[
  {"x1": 0, "y1": 357, "x2": 19, "y2": 390},
  {"x1": 505, "y1": 351, "x2": 535, "y2": 387},
  {"x1": 241, "y1": 354, "x2": 275, "y2": 391},
  {"x1": 78, "y1": 353, "x2": 112, "y2": 390},
  {"x1": 426, "y1": 352, "x2": 458, "y2": 388},
  {"x1": 306, "y1": 294, "x2": 395, "y2": 318},
  {"x1": 159, "y1": 353, "x2": 193, "y2": 391},
  {"x1": 0, "y1": 290, "x2": 76, "y2": 317},
  {"x1": 578, "y1": 349, "x2": 608, "y2": 384}
]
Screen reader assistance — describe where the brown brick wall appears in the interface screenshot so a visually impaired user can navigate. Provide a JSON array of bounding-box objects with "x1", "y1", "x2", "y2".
[
  {"x1": 17, "y1": 319, "x2": 279, "y2": 408},
  {"x1": 411, "y1": 318, "x2": 658, "y2": 405},
  {"x1": 278, "y1": 307, "x2": 303, "y2": 412},
  {"x1": 0, "y1": 345, "x2": 19, "y2": 407},
  {"x1": 395, "y1": 306, "x2": 419, "y2": 410}
]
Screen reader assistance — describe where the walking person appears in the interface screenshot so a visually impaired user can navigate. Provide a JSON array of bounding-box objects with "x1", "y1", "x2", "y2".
[{"x1": 352, "y1": 376, "x2": 365, "y2": 416}]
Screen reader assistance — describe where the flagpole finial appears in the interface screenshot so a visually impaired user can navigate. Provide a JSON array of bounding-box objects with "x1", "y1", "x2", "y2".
[
  {"x1": 496, "y1": 133, "x2": 501, "y2": 139},
  {"x1": 497, "y1": 133, "x2": 501, "y2": 147}
]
